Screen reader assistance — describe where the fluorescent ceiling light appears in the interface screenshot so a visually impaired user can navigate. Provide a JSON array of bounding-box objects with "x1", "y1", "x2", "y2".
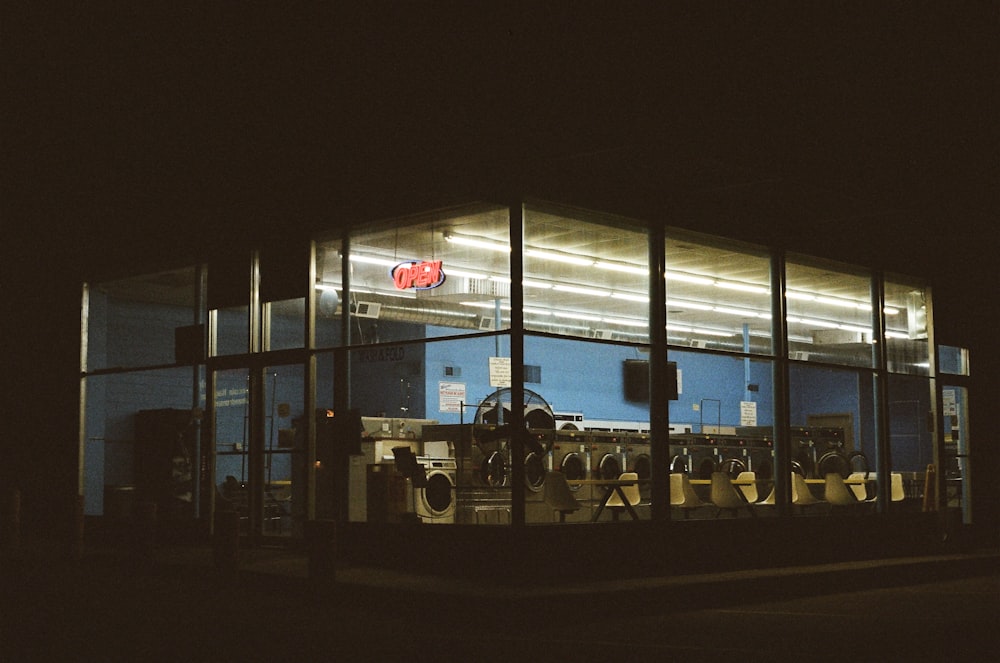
[
  {"x1": 315, "y1": 283, "x2": 339, "y2": 292},
  {"x1": 800, "y1": 318, "x2": 840, "y2": 329},
  {"x1": 817, "y1": 296, "x2": 865, "y2": 309},
  {"x1": 666, "y1": 270, "x2": 715, "y2": 285},
  {"x1": 446, "y1": 268, "x2": 490, "y2": 280},
  {"x1": 667, "y1": 299, "x2": 713, "y2": 311},
  {"x1": 786, "y1": 291, "x2": 815, "y2": 301},
  {"x1": 715, "y1": 281, "x2": 769, "y2": 294},
  {"x1": 525, "y1": 249, "x2": 594, "y2": 266},
  {"x1": 602, "y1": 317, "x2": 648, "y2": 328},
  {"x1": 444, "y1": 233, "x2": 510, "y2": 252},
  {"x1": 612, "y1": 292, "x2": 649, "y2": 303},
  {"x1": 838, "y1": 324, "x2": 871, "y2": 334},
  {"x1": 595, "y1": 261, "x2": 648, "y2": 275},
  {"x1": 713, "y1": 306, "x2": 759, "y2": 317},
  {"x1": 348, "y1": 254, "x2": 396, "y2": 266},
  {"x1": 692, "y1": 328, "x2": 735, "y2": 337},
  {"x1": 488, "y1": 275, "x2": 511, "y2": 283},
  {"x1": 886, "y1": 331, "x2": 909, "y2": 339},
  {"x1": 523, "y1": 307, "x2": 552, "y2": 316},
  {"x1": 522, "y1": 280, "x2": 553, "y2": 289},
  {"x1": 460, "y1": 301, "x2": 511, "y2": 311},
  {"x1": 553, "y1": 284, "x2": 611, "y2": 297}
]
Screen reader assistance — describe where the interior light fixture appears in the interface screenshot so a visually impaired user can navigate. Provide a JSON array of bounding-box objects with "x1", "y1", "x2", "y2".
[
  {"x1": 665, "y1": 270, "x2": 715, "y2": 285},
  {"x1": 443, "y1": 233, "x2": 511, "y2": 252},
  {"x1": 315, "y1": 283, "x2": 339, "y2": 292},
  {"x1": 446, "y1": 268, "x2": 490, "y2": 280},
  {"x1": 525, "y1": 248, "x2": 595, "y2": 266},
  {"x1": 522, "y1": 280, "x2": 553, "y2": 289},
  {"x1": 523, "y1": 307, "x2": 552, "y2": 316},
  {"x1": 612, "y1": 292, "x2": 649, "y2": 303},
  {"x1": 348, "y1": 254, "x2": 396, "y2": 266},
  {"x1": 799, "y1": 318, "x2": 840, "y2": 329},
  {"x1": 666, "y1": 299, "x2": 713, "y2": 311},
  {"x1": 714, "y1": 281, "x2": 769, "y2": 294},
  {"x1": 594, "y1": 261, "x2": 648, "y2": 275},
  {"x1": 602, "y1": 317, "x2": 648, "y2": 328},
  {"x1": 553, "y1": 284, "x2": 611, "y2": 297}
]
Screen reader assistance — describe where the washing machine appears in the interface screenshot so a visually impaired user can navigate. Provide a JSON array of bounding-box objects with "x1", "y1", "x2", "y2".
[
  {"x1": 625, "y1": 432, "x2": 651, "y2": 501},
  {"x1": 550, "y1": 429, "x2": 591, "y2": 503},
  {"x1": 813, "y1": 427, "x2": 850, "y2": 478},
  {"x1": 590, "y1": 431, "x2": 626, "y2": 481},
  {"x1": 415, "y1": 456, "x2": 457, "y2": 524},
  {"x1": 675, "y1": 433, "x2": 720, "y2": 480},
  {"x1": 716, "y1": 435, "x2": 751, "y2": 477}
]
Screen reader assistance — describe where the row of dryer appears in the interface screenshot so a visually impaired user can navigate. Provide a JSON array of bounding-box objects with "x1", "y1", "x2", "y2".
[{"x1": 371, "y1": 423, "x2": 857, "y2": 524}]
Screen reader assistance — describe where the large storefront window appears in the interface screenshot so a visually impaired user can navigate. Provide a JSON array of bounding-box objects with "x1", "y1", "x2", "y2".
[
  {"x1": 786, "y1": 257, "x2": 875, "y2": 368},
  {"x1": 261, "y1": 244, "x2": 310, "y2": 352},
  {"x1": 887, "y1": 374, "x2": 933, "y2": 510},
  {"x1": 86, "y1": 266, "x2": 204, "y2": 371},
  {"x1": 83, "y1": 367, "x2": 207, "y2": 522},
  {"x1": 665, "y1": 232, "x2": 773, "y2": 355},
  {"x1": 885, "y1": 275, "x2": 930, "y2": 376},
  {"x1": 341, "y1": 205, "x2": 511, "y2": 345},
  {"x1": 523, "y1": 203, "x2": 650, "y2": 343}
]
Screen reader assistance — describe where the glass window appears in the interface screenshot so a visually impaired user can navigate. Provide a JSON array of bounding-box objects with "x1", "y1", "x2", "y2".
[
  {"x1": 313, "y1": 238, "x2": 345, "y2": 349},
  {"x1": 667, "y1": 350, "x2": 775, "y2": 519},
  {"x1": 524, "y1": 203, "x2": 650, "y2": 343},
  {"x1": 885, "y1": 275, "x2": 931, "y2": 375},
  {"x1": 665, "y1": 232, "x2": 773, "y2": 354},
  {"x1": 788, "y1": 363, "x2": 877, "y2": 515},
  {"x1": 938, "y1": 345, "x2": 970, "y2": 376},
  {"x1": 887, "y1": 374, "x2": 933, "y2": 510},
  {"x1": 86, "y1": 266, "x2": 203, "y2": 371},
  {"x1": 82, "y1": 367, "x2": 206, "y2": 519},
  {"x1": 344, "y1": 204, "x2": 511, "y2": 345},
  {"x1": 786, "y1": 257, "x2": 875, "y2": 368}
]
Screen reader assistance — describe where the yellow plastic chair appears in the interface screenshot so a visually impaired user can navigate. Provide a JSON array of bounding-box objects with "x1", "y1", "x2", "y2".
[
  {"x1": 791, "y1": 472, "x2": 825, "y2": 512},
  {"x1": 605, "y1": 472, "x2": 641, "y2": 521},
  {"x1": 824, "y1": 472, "x2": 859, "y2": 511},
  {"x1": 891, "y1": 472, "x2": 906, "y2": 502},
  {"x1": 710, "y1": 471, "x2": 755, "y2": 518},
  {"x1": 735, "y1": 471, "x2": 758, "y2": 503},
  {"x1": 670, "y1": 472, "x2": 708, "y2": 518}
]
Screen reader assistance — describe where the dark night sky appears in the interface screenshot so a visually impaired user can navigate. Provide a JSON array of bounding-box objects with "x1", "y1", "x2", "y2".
[{"x1": 3, "y1": 4, "x2": 997, "y2": 520}]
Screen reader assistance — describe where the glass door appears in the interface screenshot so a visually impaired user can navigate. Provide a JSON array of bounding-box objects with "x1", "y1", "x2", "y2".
[
  {"x1": 941, "y1": 385, "x2": 971, "y2": 524},
  {"x1": 211, "y1": 361, "x2": 306, "y2": 540}
]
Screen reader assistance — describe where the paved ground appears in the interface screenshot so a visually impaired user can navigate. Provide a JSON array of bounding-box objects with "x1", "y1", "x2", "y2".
[{"x1": 2, "y1": 541, "x2": 997, "y2": 662}]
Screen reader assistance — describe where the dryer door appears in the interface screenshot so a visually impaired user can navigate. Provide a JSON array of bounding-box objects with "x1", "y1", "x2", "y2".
[{"x1": 423, "y1": 471, "x2": 455, "y2": 516}]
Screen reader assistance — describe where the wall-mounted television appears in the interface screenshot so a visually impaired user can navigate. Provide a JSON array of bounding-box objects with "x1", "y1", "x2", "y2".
[{"x1": 624, "y1": 359, "x2": 677, "y2": 402}]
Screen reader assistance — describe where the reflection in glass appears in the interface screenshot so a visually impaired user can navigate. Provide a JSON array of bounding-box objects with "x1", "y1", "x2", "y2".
[
  {"x1": 786, "y1": 257, "x2": 875, "y2": 368},
  {"x1": 885, "y1": 275, "x2": 930, "y2": 375},
  {"x1": 524, "y1": 204, "x2": 650, "y2": 343},
  {"x1": 665, "y1": 233, "x2": 773, "y2": 354}
]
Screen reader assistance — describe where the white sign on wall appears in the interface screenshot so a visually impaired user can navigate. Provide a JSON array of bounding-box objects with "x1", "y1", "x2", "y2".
[
  {"x1": 740, "y1": 400, "x2": 757, "y2": 427},
  {"x1": 438, "y1": 381, "x2": 466, "y2": 414},
  {"x1": 488, "y1": 356, "x2": 511, "y2": 388}
]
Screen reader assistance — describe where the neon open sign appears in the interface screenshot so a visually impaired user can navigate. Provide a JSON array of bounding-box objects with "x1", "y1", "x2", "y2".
[{"x1": 391, "y1": 259, "x2": 446, "y2": 290}]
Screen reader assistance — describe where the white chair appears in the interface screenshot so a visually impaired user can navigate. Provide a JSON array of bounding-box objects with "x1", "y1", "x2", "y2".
[
  {"x1": 735, "y1": 471, "x2": 758, "y2": 503},
  {"x1": 891, "y1": 472, "x2": 906, "y2": 502},
  {"x1": 847, "y1": 471, "x2": 872, "y2": 502},
  {"x1": 824, "y1": 472, "x2": 858, "y2": 511},
  {"x1": 791, "y1": 472, "x2": 825, "y2": 512},
  {"x1": 710, "y1": 471, "x2": 755, "y2": 518},
  {"x1": 670, "y1": 473, "x2": 708, "y2": 518},
  {"x1": 543, "y1": 471, "x2": 582, "y2": 522},
  {"x1": 605, "y1": 472, "x2": 641, "y2": 521}
]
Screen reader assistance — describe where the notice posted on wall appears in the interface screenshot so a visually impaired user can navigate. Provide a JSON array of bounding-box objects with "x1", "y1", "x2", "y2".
[
  {"x1": 439, "y1": 381, "x2": 466, "y2": 414},
  {"x1": 740, "y1": 400, "x2": 757, "y2": 427},
  {"x1": 488, "y1": 356, "x2": 511, "y2": 388}
]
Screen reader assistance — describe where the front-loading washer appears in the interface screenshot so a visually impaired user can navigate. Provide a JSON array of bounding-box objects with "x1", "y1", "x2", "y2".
[
  {"x1": 415, "y1": 456, "x2": 457, "y2": 524},
  {"x1": 590, "y1": 431, "x2": 626, "y2": 481},
  {"x1": 625, "y1": 432, "x2": 651, "y2": 501}
]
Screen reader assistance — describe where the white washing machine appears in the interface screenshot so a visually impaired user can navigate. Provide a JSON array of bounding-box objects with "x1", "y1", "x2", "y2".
[{"x1": 415, "y1": 456, "x2": 457, "y2": 524}]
